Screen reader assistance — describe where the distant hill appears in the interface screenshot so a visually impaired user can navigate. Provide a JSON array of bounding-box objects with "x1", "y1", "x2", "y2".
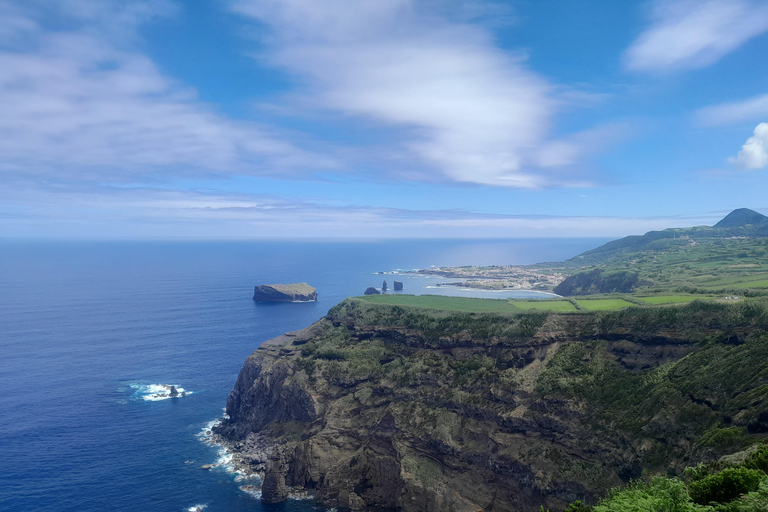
[
  {"x1": 714, "y1": 208, "x2": 768, "y2": 229},
  {"x1": 568, "y1": 208, "x2": 768, "y2": 266},
  {"x1": 552, "y1": 269, "x2": 651, "y2": 296}
]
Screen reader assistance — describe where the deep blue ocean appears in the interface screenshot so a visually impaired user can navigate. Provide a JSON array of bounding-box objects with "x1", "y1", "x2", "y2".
[{"x1": 0, "y1": 239, "x2": 607, "y2": 512}]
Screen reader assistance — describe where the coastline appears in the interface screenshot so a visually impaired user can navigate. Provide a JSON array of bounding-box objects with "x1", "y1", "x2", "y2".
[
  {"x1": 202, "y1": 419, "x2": 319, "y2": 505},
  {"x1": 392, "y1": 265, "x2": 567, "y2": 294}
]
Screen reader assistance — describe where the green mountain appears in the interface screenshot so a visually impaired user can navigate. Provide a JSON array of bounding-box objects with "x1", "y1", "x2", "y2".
[
  {"x1": 715, "y1": 208, "x2": 768, "y2": 229},
  {"x1": 568, "y1": 208, "x2": 768, "y2": 266},
  {"x1": 552, "y1": 209, "x2": 768, "y2": 296}
]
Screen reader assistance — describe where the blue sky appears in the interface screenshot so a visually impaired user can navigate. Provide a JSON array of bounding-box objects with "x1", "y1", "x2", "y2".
[{"x1": 2, "y1": 0, "x2": 768, "y2": 239}]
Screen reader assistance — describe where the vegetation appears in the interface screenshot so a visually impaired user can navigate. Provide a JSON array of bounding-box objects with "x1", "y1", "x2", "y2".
[
  {"x1": 359, "y1": 294, "x2": 583, "y2": 312},
  {"x1": 513, "y1": 300, "x2": 578, "y2": 312},
  {"x1": 640, "y1": 295, "x2": 707, "y2": 304},
  {"x1": 359, "y1": 294, "x2": 520, "y2": 313},
  {"x1": 553, "y1": 269, "x2": 648, "y2": 296},
  {"x1": 575, "y1": 299, "x2": 636, "y2": 311},
  {"x1": 557, "y1": 444, "x2": 768, "y2": 512}
]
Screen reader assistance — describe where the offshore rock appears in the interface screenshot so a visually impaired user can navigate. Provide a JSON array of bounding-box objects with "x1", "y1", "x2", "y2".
[
  {"x1": 253, "y1": 283, "x2": 317, "y2": 302},
  {"x1": 393, "y1": 280, "x2": 403, "y2": 291},
  {"x1": 169, "y1": 385, "x2": 179, "y2": 397},
  {"x1": 363, "y1": 287, "x2": 380, "y2": 295}
]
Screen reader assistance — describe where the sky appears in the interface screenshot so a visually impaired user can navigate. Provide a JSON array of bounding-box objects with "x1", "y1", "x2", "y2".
[{"x1": 1, "y1": 0, "x2": 768, "y2": 239}]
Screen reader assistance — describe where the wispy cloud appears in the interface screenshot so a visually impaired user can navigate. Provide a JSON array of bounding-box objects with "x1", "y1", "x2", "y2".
[
  {"x1": 0, "y1": 0, "x2": 327, "y2": 182},
  {"x1": 730, "y1": 123, "x2": 768, "y2": 170},
  {"x1": 229, "y1": 0, "x2": 602, "y2": 188},
  {"x1": 0, "y1": 180, "x2": 725, "y2": 239},
  {"x1": 695, "y1": 94, "x2": 768, "y2": 127},
  {"x1": 625, "y1": 0, "x2": 768, "y2": 72}
]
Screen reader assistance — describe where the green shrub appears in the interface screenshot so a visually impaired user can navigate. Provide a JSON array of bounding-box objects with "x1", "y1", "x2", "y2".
[
  {"x1": 593, "y1": 476, "x2": 708, "y2": 512},
  {"x1": 563, "y1": 501, "x2": 593, "y2": 511},
  {"x1": 689, "y1": 467, "x2": 764, "y2": 505},
  {"x1": 743, "y1": 444, "x2": 768, "y2": 473},
  {"x1": 712, "y1": 480, "x2": 768, "y2": 512},
  {"x1": 697, "y1": 427, "x2": 747, "y2": 449}
]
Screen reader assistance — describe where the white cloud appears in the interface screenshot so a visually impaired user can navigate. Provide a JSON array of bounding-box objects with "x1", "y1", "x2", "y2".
[
  {"x1": 695, "y1": 94, "x2": 768, "y2": 127},
  {"x1": 625, "y1": 0, "x2": 768, "y2": 72},
  {"x1": 0, "y1": 181, "x2": 720, "y2": 239},
  {"x1": 731, "y1": 123, "x2": 768, "y2": 170},
  {"x1": 229, "y1": 0, "x2": 596, "y2": 188},
  {"x1": 0, "y1": 0, "x2": 327, "y2": 182}
]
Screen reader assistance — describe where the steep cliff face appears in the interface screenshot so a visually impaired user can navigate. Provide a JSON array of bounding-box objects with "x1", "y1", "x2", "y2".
[{"x1": 214, "y1": 298, "x2": 768, "y2": 511}]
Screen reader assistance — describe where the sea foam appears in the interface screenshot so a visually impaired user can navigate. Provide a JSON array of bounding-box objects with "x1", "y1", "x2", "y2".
[
  {"x1": 197, "y1": 417, "x2": 261, "y2": 496},
  {"x1": 129, "y1": 383, "x2": 191, "y2": 401}
]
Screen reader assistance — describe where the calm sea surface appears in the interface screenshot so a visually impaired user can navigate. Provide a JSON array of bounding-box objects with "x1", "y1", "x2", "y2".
[{"x1": 0, "y1": 239, "x2": 607, "y2": 512}]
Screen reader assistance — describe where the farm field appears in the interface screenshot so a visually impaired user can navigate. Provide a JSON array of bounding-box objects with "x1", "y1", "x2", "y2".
[
  {"x1": 639, "y1": 295, "x2": 702, "y2": 304},
  {"x1": 511, "y1": 300, "x2": 577, "y2": 312},
  {"x1": 575, "y1": 299, "x2": 635, "y2": 310},
  {"x1": 358, "y1": 294, "x2": 520, "y2": 313}
]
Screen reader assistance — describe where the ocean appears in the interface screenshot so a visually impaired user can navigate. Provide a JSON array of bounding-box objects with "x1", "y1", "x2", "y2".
[{"x1": 0, "y1": 238, "x2": 607, "y2": 512}]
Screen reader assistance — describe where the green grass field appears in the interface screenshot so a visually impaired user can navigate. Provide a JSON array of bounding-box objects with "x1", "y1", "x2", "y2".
[
  {"x1": 639, "y1": 295, "x2": 701, "y2": 304},
  {"x1": 358, "y1": 294, "x2": 520, "y2": 313},
  {"x1": 575, "y1": 299, "x2": 635, "y2": 311},
  {"x1": 358, "y1": 294, "x2": 579, "y2": 313},
  {"x1": 512, "y1": 300, "x2": 577, "y2": 312},
  {"x1": 728, "y1": 279, "x2": 768, "y2": 288}
]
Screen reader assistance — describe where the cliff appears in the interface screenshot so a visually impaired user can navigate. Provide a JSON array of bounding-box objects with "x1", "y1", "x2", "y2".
[
  {"x1": 253, "y1": 283, "x2": 317, "y2": 302},
  {"x1": 214, "y1": 298, "x2": 768, "y2": 511},
  {"x1": 552, "y1": 269, "x2": 649, "y2": 296}
]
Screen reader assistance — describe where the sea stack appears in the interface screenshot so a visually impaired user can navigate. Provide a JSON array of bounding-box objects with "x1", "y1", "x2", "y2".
[
  {"x1": 364, "y1": 287, "x2": 380, "y2": 295},
  {"x1": 382, "y1": 280, "x2": 388, "y2": 291},
  {"x1": 393, "y1": 280, "x2": 403, "y2": 291},
  {"x1": 253, "y1": 283, "x2": 317, "y2": 302}
]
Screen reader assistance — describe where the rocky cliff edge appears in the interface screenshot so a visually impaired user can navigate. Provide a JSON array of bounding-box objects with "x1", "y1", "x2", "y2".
[{"x1": 214, "y1": 298, "x2": 768, "y2": 511}]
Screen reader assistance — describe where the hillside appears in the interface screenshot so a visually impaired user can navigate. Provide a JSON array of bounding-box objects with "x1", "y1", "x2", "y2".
[
  {"x1": 214, "y1": 298, "x2": 768, "y2": 511},
  {"x1": 544, "y1": 209, "x2": 768, "y2": 296},
  {"x1": 414, "y1": 209, "x2": 768, "y2": 297},
  {"x1": 568, "y1": 208, "x2": 768, "y2": 266}
]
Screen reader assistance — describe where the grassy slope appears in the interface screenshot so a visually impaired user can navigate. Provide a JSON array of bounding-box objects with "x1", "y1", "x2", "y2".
[
  {"x1": 359, "y1": 294, "x2": 521, "y2": 313},
  {"x1": 560, "y1": 238, "x2": 768, "y2": 294},
  {"x1": 576, "y1": 299, "x2": 635, "y2": 310}
]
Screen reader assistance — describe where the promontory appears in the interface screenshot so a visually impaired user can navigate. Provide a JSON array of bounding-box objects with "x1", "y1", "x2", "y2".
[
  {"x1": 252, "y1": 283, "x2": 317, "y2": 302},
  {"x1": 214, "y1": 296, "x2": 768, "y2": 511}
]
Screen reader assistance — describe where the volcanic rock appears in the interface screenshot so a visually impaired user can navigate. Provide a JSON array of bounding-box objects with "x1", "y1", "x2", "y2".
[{"x1": 253, "y1": 283, "x2": 317, "y2": 302}]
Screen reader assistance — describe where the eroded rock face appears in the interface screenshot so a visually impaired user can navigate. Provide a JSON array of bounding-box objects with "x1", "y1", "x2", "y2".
[
  {"x1": 214, "y1": 299, "x2": 768, "y2": 511},
  {"x1": 253, "y1": 283, "x2": 317, "y2": 302},
  {"x1": 393, "y1": 281, "x2": 403, "y2": 291}
]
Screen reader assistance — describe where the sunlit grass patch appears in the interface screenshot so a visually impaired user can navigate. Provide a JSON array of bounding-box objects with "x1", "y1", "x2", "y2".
[
  {"x1": 733, "y1": 279, "x2": 768, "y2": 288},
  {"x1": 358, "y1": 294, "x2": 519, "y2": 313},
  {"x1": 512, "y1": 300, "x2": 577, "y2": 312},
  {"x1": 640, "y1": 295, "x2": 702, "y2": 304},
  {"x1": 575, "y1": 299, "x2": 634, "y2": 311}
]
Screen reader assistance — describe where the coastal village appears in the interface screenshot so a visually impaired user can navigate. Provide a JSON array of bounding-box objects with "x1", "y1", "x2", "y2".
[{"x1": 415, "y1": 265, "x2": 567, "y2": 291}]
